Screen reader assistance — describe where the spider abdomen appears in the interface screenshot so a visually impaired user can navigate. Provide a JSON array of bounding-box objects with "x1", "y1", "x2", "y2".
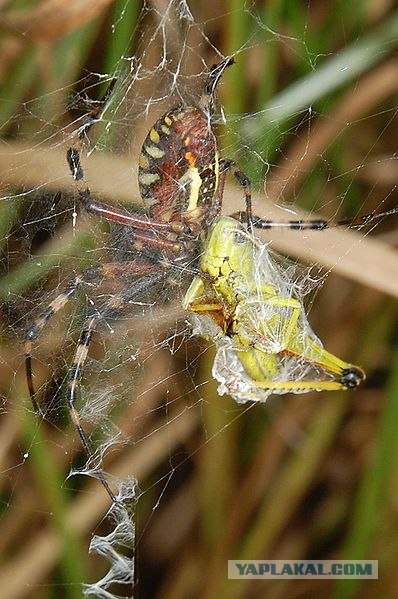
[{"x1": 138, "y1": 106, "x2": 219, "y2": 231}]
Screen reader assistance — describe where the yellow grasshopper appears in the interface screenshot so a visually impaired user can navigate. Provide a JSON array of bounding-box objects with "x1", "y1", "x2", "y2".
[{"x1": 183, "y1": 216, "x2": 364, "y2": 403}]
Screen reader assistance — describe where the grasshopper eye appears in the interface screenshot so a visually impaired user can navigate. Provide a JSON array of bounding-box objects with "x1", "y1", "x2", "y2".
[{"x1": 233, "y1": 231, "x2": 246, "y2": 244}]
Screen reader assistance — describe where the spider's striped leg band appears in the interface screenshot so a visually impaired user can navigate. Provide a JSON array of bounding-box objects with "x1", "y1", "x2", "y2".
[
  {"x1": 231, "y1": 211, "x2": 330, "y2": 231},
  {"x1": 252, "y1": 217, "x2": 329, "y2": 231},
  {"x1": 66, "y1": 315, "x2": 118, "y2": 503},
  {"x1": 234, "y1": 207, "x2": 398, "y2": 231},
  {"x1": 25, "y1": 276, "x2": 84, "y2": 413}
]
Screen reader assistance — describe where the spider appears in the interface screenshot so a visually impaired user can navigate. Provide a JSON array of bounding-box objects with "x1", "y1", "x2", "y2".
[{"x1": 24, "y1": 57, "x2": 394, "y2": 503}]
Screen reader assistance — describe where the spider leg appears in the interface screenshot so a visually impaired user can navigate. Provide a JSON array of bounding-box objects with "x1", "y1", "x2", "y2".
[
  {"x1": 333, "y1": 206, "x2": 398, "y2": 228},
  {"x1": 199, "y1": 56, "x2": 234, "y2": 112},
  {"x1": 66, "y1": 271, "x2": 168, "y2": 502},
  {"x1": 25, "y1": 260, "x2": 161, "y2": 412},
  {"x1": 219, "y1": 158, "x2": 253, "y2": 224},
  {"x1": 67, "y1": 314, "x2": 118, "y2": 502},
  {"x1": 67, "y1": 80, "x2": 184, "y2": 241},
  {"x1": 67, "y1": 148, "x2": 185, "y2": 242},
  {"x1": 25, "y1": 275, "x2": 82, "y2": 412},
  {"x1": 233, "y1": 207, "x2": 398, "y2": 231}
]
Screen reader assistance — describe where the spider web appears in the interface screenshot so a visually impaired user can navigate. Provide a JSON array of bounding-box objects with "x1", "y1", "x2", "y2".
[{"x1": 1, "y1": 1, "x2": 398, "y2": 598}]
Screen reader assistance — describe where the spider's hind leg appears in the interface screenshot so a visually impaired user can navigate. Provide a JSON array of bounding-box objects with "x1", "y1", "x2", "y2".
[
  {"x1": 66, "y1": 313, "x2": 118, "y2": 503},
  {"x1": 25, "y1": 260, "x2": 159, "y2": 413},
  {"x1": 66, "y1": 270, "x2": 168, "y2": 502}
]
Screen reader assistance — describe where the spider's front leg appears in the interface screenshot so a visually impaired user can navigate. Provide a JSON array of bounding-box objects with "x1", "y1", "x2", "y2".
[{"x1": 235, "y1": 207, "x2": 398, "y2": 232}]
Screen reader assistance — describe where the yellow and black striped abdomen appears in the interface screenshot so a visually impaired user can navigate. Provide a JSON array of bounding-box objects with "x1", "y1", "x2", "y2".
[{"x1": 138, "y1": 106, "x2": 219, "y2": 229}]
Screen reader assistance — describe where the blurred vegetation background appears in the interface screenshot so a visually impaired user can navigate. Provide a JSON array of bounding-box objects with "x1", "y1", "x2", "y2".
[{"x1": 0, "y1": 1, "x2": 398, "y2": 598}]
